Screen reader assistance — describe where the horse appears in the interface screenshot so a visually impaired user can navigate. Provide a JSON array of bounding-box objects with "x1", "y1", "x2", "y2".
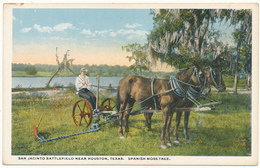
[
  {"x1": 143, "y1": 66, "x2": 226, "y2": 145},
  {"x1": 172, "y1": 66, "x2": 226, "y2": 145},
  {"x1": 116, "y1": 64, "x2": 211, "y2": 149}
]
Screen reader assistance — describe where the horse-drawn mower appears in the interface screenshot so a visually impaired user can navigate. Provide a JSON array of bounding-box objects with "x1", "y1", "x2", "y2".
[{"x1": 33, "y1": 67, "x2": 223, "y2": 143}]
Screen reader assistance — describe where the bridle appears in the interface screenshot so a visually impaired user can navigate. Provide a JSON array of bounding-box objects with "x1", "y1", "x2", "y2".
[{"x1": 205, "y1": 67, "x2": 222, "y2": 91}]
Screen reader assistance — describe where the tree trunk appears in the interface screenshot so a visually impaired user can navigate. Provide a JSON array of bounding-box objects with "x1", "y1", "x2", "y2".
[
  {"x1": 233, "y1": 45, "x2": 240, "y2": 95},
  {"x1": 246, "y1": 73, "x2": 251, "y2": 90},
  {"x1": 233, "y1": 61, "x2": 238, "y2": 95},
  {"x1": 234, "y1": 27, "x2": 243, "y2": 95},
  {"x1": 46, "y1": 66, "x2": 61, "y2": 88}
]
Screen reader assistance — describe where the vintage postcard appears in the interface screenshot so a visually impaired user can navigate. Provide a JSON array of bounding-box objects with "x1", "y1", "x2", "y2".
[{"x1": 2, "y1": 2, "x2": 259, "y2": 166}]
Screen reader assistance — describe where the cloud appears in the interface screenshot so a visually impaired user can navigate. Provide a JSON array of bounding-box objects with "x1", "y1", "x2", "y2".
[
  {"x1": 109, "y1": 32, "x2": 117, "y2": 37},
  {"x1": 50, "y1": 36, "x2": 74, "y2": 41},
  {"x1": 117, "y1": 29, "x2": 148, "y2": 41},
  {"x1": 33, "y1": 24, "x2": 53, "y2": 33},
  {"x1": 117, "y1": 29, "x2": 135, "y2": 35},
  {"x1": 21, "y1": 27, "x2": 32, "y2": 33},
  {"x1": 12, "y1": 16, "x2": 23, "y2": 24},
  {"x1": 81, "y1": 29, "x2": 113, "y2": 37},
  {"x1": 81, "y1": 29, "x2": 93, "y2": 36},
  {"x1": 33, "y1": 23, "x2": 75, "y2": 33},
  {"x1": 53, "y1": 23, "x2": 75, "y2": 31},
  {"x1": 124, "y1": 23, "x2": 142, "y2": 28},
  {"x1": 50, "y1": 36, "x2": 60, "y2": 40},
  {"x1": 117, "y1": 29, "x2": 148, "y2": 36},
  {"x1": 94, "y1": 29, "x2": 112, "y2": 37}
]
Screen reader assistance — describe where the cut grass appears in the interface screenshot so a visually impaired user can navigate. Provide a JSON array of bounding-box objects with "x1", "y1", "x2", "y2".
[{"x1": 11, "y1": 90, "x2": 251, "y2": 156}]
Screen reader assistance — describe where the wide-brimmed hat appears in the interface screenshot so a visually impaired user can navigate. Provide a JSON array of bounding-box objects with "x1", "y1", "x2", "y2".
[{"x1": 80, "y1": 68, "x2": 88, "y2": 73}]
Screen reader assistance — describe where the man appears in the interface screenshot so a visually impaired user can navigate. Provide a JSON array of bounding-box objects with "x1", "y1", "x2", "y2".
[{"x1": 75, "y1": 68, "x2": 96, "y2": 109}]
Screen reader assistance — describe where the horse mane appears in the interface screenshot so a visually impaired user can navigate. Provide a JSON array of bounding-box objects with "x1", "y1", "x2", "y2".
[{"x1": 176, "y1": 67, "x2": 193, "y2": 80}]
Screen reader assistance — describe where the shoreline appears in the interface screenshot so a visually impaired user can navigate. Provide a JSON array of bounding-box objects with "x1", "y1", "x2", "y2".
[{"x1": 12, "y1": 88, "x2": 69, "y2": 96}]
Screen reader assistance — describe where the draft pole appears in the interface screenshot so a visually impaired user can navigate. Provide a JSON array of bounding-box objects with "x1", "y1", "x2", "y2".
[{"x1": 96, "y1": 76, "x2": 99, "y2": 109}]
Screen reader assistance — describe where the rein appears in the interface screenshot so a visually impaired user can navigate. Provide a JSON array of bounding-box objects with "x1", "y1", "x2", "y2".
[
  {"x1": 150, "y1": 67, "x2": 206, "y2": 110},
  {"x1": 111, "y1": 66, "x2": 209, "y2": 116}
]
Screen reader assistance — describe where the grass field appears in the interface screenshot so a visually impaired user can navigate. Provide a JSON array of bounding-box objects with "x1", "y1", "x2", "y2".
[
  {"x1": 12, "y1": 71, "x2": 75, "y2": 77},
  {"x1": 11, "y1": 88, "x2": 251, "y2": 156}
]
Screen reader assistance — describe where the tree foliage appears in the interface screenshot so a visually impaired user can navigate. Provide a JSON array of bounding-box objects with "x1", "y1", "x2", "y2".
[
  {"x1": 25, "y1": 66, "x2": 37, "y2": 75},
  {"x1": 122, "y1": 43, "x2": 151, "y2": 72},
  {"x1": 146, "y1": 9, "x2": 252, "y2": 75},
  {"x1": 148, "y1": 9, "x2": 223, "y2": 69}
]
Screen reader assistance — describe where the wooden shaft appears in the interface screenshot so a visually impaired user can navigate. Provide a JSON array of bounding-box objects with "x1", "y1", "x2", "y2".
[{"x1": 96, "y1": 76, "x2": 99, "y2": 109}]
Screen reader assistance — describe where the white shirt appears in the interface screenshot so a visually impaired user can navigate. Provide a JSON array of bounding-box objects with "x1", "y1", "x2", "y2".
[{"x1": 75, "y1": 75, "x2": 91, "y2": 91}]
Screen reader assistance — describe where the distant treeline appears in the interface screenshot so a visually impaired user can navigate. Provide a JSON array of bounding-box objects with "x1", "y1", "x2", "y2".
[{"x1": 12, "y1": 63, "x2": 163, "y2": 77}]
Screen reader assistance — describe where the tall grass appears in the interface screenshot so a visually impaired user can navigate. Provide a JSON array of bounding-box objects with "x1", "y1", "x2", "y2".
[{"x1": 12, "y1": 90, "x2": 251, "y2": 156}]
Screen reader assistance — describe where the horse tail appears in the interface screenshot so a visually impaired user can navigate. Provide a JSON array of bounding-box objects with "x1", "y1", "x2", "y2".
[{"x1": 116, "y1": 86, "x2": 120, "y2": 112}]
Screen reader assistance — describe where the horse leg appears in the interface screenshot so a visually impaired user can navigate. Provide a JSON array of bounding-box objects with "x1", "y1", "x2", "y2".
[
  {"x1": 124, "y1": 112, "x2": 130, "y2": 137},
  {"x1": 160, "y1": 106, "x2": 169, "y2": 149},
  {"x1": 124, "y1": 101, "x2": 134, "y2": 137},
  {"x1": 184, "y1": 112, "x2": 191, "y2": 144},
  {"x1": 144, "y1": 111, "x2": 153, "y2": 131},
  {"x1": 143, "y1": 105, "x2": 150, "y2": 130},
  {"x1": 147, "y1": 113, "x2": 153, "y2": 131},
  {"x1": 165, "y1": 111, "x2": 174, "y2": 148},
  {"x1": 173, "y1": 111, "x2": 182, "y2": 146},
  {"x1": 144, "y1": 113, "x2": 149, "y2": 130},
  {"x1": 118, "y1": 112, "x2": 125, "y2": 139},
  {"x1": 118, "y1": 101, "x2": 127, "y2": 139}
]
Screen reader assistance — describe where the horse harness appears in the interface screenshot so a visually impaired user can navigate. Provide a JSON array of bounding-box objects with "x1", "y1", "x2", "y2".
[
  {"x1": 116, "y1": 66, "x2": 220, "y2": 115},
  {"x1": 207, "y1": 67, "x2": 222, "y2": 90},
  {"x1": 151, "y1": 67, "x2": 207, "y2": 110}
]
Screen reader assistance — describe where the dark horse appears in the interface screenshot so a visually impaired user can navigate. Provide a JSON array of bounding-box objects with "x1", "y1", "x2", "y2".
[
  {"x1": 172, "y1": 66, "x2": 226, "y2": 145},
  {"x1": 116, "y1": 65, "x2": 211, "y2": 149}
]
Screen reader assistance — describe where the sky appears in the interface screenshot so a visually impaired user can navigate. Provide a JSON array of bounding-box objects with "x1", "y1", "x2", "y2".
[
  {"x1": 12, "y1": 8, "x2": 154, "y2": 66},
  {"x1": 12, "y1": 8, "x2": 236, "y2": 69}
]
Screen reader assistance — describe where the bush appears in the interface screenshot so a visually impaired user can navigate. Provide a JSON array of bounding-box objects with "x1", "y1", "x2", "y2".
[{"x1": 25, "y1": 66, "x2": 37, "y2": 75}]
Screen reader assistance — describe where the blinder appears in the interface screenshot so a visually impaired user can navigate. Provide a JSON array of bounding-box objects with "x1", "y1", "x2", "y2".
[{"x1": 205, "y1": 67, "x2": 222, "y2": 91}]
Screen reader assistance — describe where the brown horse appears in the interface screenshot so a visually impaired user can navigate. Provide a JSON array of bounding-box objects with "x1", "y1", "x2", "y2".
[
  {"x1": 144, "y1": 66, "x2": 226, "y2": 145},
  {"x1": 116, "y1": 65, "x2": 211, "y2": 149},
  {"x1": 143, "y1": 66, "x2": 226, "y2": 129},
  {"x1": 172, "y1": 66, "x2": 226, "y2": 145}
]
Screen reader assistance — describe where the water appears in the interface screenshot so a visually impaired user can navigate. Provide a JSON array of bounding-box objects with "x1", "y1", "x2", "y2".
[{"x1": 12, "y1": 76, "x2": 123, "y2": 90}]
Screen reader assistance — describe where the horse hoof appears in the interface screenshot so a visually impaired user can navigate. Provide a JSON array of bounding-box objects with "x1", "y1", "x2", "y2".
[
  {"x1": 166, "y1": 143, "x2": 172, "y2": 148},
  {"x1": 186, "y1": 139, "x2": 191, "y2": 144},
  {"x1": 173, "y1": 140, "x2": 180, "y2": 146},
  {"x1": 159, "y1": 145, "x2": 167, "y2": 149},
  {"x1": 119, "y1": 136, "x2": 125, "y2": 139}
]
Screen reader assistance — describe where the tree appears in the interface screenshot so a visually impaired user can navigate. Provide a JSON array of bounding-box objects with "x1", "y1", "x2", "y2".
[
  {"x1": 46, "y1": 48, "x2": 75, "y2": 87},
  {"x1": 25, "y1": 66, "x2": 37, "y2": 75},
  {"x1": 221, "y1": 9, "x2": 252, "y2": 93},
  {"x1": 148, "y1": 9, "x2": 221, "y2": 69},
  {"x1": 122, "y1": 43, "x2": 151, "y2": 74}
]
